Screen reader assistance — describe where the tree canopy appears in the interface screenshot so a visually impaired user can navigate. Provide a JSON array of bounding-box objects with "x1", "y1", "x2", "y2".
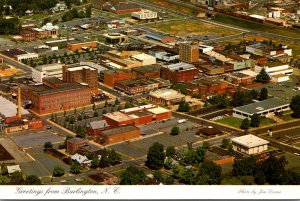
[
  {"x1": 146, "y1": 142, "x2": 165, "y2": 170},
  {"x1": 120, "y1": 166, "x2": 146, "y2": 185}
]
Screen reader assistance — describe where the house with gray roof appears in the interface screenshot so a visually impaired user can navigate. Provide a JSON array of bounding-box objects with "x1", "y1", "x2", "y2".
[{"x1": 87, "y1": 120, "x2": 110, "y2": 137}]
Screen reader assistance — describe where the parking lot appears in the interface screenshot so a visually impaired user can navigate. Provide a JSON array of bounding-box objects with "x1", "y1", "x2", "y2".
[
  {"x1": 23, "y1": 147, "x2": 71, "y2": 177},
  {"x1": 254, "y1": 76, "x2": 300, "y2": 101},
  {"x1": 0, "y1": 138, "x2": 33, "y2": 163},
  {"x1": 109, "y1": 119, "x2": 203, "y2": 159},
  {"x1": 11, "y1": 131, "x2": 64, "y2": 148}
]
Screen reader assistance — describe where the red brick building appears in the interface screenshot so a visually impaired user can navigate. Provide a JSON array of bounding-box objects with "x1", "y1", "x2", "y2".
[
  {"x1": 21, "y1": 78, "x2": 92, "y2": 114},
  {"x1": 102, "y1": 104, "x2": 172, "y2": 127},
  {"x1": 62, "y1": 65, "x2": 99, "y2": 88},
  {"x1": 161, "y1": 63, "x2": 198, "y2": 83},
  {"x1": 99, "y1": 125, "x2": 140, "y2": 145},
  {"x1": 67, "y1": 41, "x2": 97, "y2": 51},
  {"x1": 86, "y1": 120, "x2": 110, "y2": 137},
  {"x1": 67, "y1": 138, "x2": 87, "y2": 154},
  {"x1": 103, "y1": 70, "x2": 136, "y2": 87},
  {"x1": 131, "y1": 64, "x2": 161, "y2": 79}
]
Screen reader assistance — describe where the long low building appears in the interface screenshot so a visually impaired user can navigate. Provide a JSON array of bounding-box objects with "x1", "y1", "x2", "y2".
[
  {"x1": 233, "y1": 98, "x2": 290, "y2": 119},
  {"x1": 148, "y1": 89, "x2": 185, "y2": 105},
  {"x1": 231, "y1": 134, "x2": 269, "y2": 155},
  {"x1": 99, "y1": 125, "x2": 140, "y2": 145}
]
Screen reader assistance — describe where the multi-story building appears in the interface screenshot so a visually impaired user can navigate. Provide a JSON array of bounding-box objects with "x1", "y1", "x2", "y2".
[
  {"x1": 131, "y1": 64, "x2": 161, "y2": 79},
  {"x1": 32, "y1": 63, "x2": 64, "y2": 83},
  {"x1": 246, "y1": 42, "x2": 292, "y2": 57},
  {"x1": 86, "y1": 120, "x2": 110, "y2": 137},
  {"x1": 115, "y1": 79, "x2": 160, "y2": 95},
  {"x1": 21, "y1": 77, "x2": 92, "y2": 114},
  {"x1": 67, "y1": 41, "x2": 98, "y2": 51},
  {"x1": 148, "y1": 89, "x2": 185, "y2": 105},
  {"x1": 103, "y1": 70, "x2": 136, "y2": 87},
  {"x1": 67, "y1": 138, "x2": 87, "y2": 154},
  {"x1": 161, "y1": 62, "x2": 198, "y2": 83},
  {"x1": 254, "y1": 62, "x2": 293, "y2": 82},
  {"x1": 179, "y1": 42, "x2": 199, "y2": 63},
  {"x1": 62, "y1": 65, "x2": 99, "y2": 88},
  {"x1": 20, "y1": 23, "x2": 59, "y2": 41},
  {"x1": 131, "y1": 9, "x2": 158, "y2": 20}
]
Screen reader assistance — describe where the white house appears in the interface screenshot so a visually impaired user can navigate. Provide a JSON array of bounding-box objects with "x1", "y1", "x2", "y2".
[
  {"x1": 254, "y1": 62, "x2": 293, "y2": 82},
  {"x1": 32, "y1": 63, "x2": 64, "y2": 83},
  {"x1": 7, "y1": 165, "x2": 21, "y2": 175},
  {"x1": 231, "y1": 134, "x2": 269, "y2": 155},
  {"x1": 71, "y1": 153, "x2": 91, "y2": 166},
  {"x1": 131, "y1": 9, "x2": 158, "y2": 20}
]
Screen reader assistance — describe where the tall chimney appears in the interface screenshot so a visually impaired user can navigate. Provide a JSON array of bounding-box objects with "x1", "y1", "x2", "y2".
[{"x1": 17, "y1": 86, "x2": 21, "y2": 119}]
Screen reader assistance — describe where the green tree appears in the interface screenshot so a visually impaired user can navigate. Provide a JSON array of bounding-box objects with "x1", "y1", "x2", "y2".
[
  {"x1": 198, "y1": 162, "x2": 222, "y2": 184},
  {"x1": 90, "y1": 157, "x2": 99, "y2": 169},
  {"x1": 25, "y1": 175, "x2": 42, "y2": 185},
  {"x1": 231, "y1": 90, "x2": 253, "y2": 107},
  {"x1": 170, "y1": 126, "x2": 180, "y2": 136},
  {"x1": 70, "y1": 162, "x2": 82, "y2": 174},
  {"x1": 10, "y1": 171, "x2": 25, "y2": 184},
  {"x1": 178, "y1": 101, "x2": 190, "y2": 112},
  {"x1": 290, "y1": 95, "x2": 300, "y2": 118},
  {"x1": 99, "y1": 155, "x2": 110, "y2": 168},
  {"x1": 94, "y1": 111, "x2": 99, "y2": 117},
  {"x1": 69, "y1": 116, "x2": 75, "y2": 124},
  {"x1": 250, "y1": 113, "x2": 260, "y2": 127},
  {"x1": 146, "y1": 142, "x2": 165, "y2": 170},
  {"x1": 249, "y1": 89, "x2": 259, "y2": 99},
  {"x1": 120, "y1": 166, "x2": 146, "y2": 185},
  {"x1": 0, "y1": 175, "x2": 10, "y2": 184},
  {"x1": 102, "y1": 109, "x2": 107, "y2": 114},
  {"x1": 108, "y1": 150, "x2": 122, "y2": 166},
  {"x1": 114, "y1": 98, "x2": 120, "y2": 105},
  {"x1": 52, "y1": 166, "x2": 65, "y2": 177},
  {"x1": 196, "y1": 146, "x2": 206, "y2": 162},
  {"x1": 202, "y1": 141, "x2": 211, "y2": 150},
  {"x1": 165, "y1": 176, "x2": 174, "y2": 185},
  {"x1": 221, "y1": 138, "x2": 230, "y2": 149},
  {"x1": 77, "y1": 114, "x2": 83, "y2": 121},
  {"x1": 92, "y1": 103, "x2": 96, "y2": 111},
  {"x1": 259, "y1": 88, "x2": 268, "y2": 100},
  {"x1": 43, "y1": 141, "x2": 53, "y2": 150},
  {"x1": 166, "y1": 146, "x2": 176, "y2": 157},
  {"x1": 240, "y1": 118, "x2": 250, "y2": 130},
  {"x1": 256, "y1": 68, "x2": 271, "y2": 83},
  {"x1": 181, "y1": 168, "x2": 195, "y2": 185},
  {"x1": 233, "y1": 156, "x2": 257, "y2": 176},
  {"x1": 153, "y1": 171, "x2": 164, "y2": 183}
]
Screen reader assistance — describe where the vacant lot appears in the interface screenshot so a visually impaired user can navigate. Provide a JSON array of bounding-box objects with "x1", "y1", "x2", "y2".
[
  {"x1": 152, "y1": 20, "x2": 240, "y2": 37},
  {"x1": 216, "y1": 117, "x2": 242, "y2": 128}
]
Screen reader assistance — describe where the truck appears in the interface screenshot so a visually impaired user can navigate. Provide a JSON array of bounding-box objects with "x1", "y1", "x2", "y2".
[{"x1": 177, "y1": 119, "x2": 187, "y2": 124}]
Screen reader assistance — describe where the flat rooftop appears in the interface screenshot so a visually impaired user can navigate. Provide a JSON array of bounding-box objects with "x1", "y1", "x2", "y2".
[
  {"x1": 0, "y1": 48, "x2": 27, "y2": 57},
  {"x1": 101, "y1": 125, "x2": 139, "y2": 136},
  {"x1": 233, "y1": 98, "x2": 289, "y2": 115},
  {"x1": 0, "y1": 96, "x2": 29, "y2": 118},
  {"x1": 147, "y1": 107, "x2": 170, "y2": 114},
  {"x1": 103, "y1": 111, "x2": 133, "y2": 122},
  {"x1": 232, "y1": 134, "x2": 269, "y2": 148},
  {"x1": 149, "y1": 89, "x2": 185, "y2": 100},
  {"x1": 121, "y1": 104, "x2": 156, "y2": 114},
  {"x1": 164, "y1": 62, "x2": 196, "y2": 71}
]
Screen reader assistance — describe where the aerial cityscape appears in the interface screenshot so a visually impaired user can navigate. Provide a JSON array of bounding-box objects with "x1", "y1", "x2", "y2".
[{"x1": 0, "y1": 0, "x2": 299, "y2": 186}]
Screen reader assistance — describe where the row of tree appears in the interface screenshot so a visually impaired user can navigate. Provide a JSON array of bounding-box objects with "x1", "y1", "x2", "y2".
[{"x1": 62, "y1": 7, "x2": 91, "y2": 22}]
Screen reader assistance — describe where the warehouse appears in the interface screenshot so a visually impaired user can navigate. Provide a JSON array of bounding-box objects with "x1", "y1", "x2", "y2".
[
  {"x1": 231, "y1": 134, "x2": 269, "y2": 155},
  {"x1": 99, "y1": 125, "x2": 140, "y2": 145},
  {"x1": 233, "y1": 98, "x2": 290, "y2": 119}
]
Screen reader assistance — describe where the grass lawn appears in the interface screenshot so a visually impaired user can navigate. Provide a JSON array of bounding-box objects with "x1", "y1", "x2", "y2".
[
  {"x1": 294, "y1": 143, "x2": 300, "y2": 148},
  {"x1": 21, "y1": 14, "x2": 49, "y2": 20},
  {"x1": 259, "y1": 118, "x2": 274, "y2": 127},
  {"x1": 283, "y1": 153, "x2": 300, "y2": 170},
  {"x1": 216, "y1": 117, "x2": 242, "y2": 128},
  {"x1": 213, "y1": 14, "x2": 300, "y2": 39},
  {"x1": 151, "y1": 20, "x2": 240, "y2": 37},
  {"x1": 282, "y1": 114, "x2": 294, "y2": 121}
]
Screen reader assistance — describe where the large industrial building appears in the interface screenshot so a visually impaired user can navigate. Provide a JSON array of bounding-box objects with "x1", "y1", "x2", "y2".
[
  {"x1": 161, "y1": 62, "x2": 198, "y2": 83},
  {"x1": 131, "y1": 9, "x2": 157, "y2": 20},
  {"x1": 99, "y1": 125, "x2": 140, "y2": 145},
  {"x1": 21, "y1": 77, "x2": 92, "y2": 114},
  {"x1": 32, "y1": 63, "x2": 64, "y2": 83},
  {"x1": 102, "y1": 104, "x2": 172, "y2": 127}
]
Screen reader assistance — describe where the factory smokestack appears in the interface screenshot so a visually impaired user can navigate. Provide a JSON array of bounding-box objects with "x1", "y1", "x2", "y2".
[{"x1": 17, "y1": 86, "x2": 21, "y2": 118}]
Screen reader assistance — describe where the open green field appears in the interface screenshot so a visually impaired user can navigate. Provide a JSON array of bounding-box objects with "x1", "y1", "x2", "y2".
[
  {"x1": 21, "y1": 14, "x2": 49, "y2": 20},
  {"x1": 213, "y1": 14, "x2": 300, "y2": 39},
  {"x1": 216, "y1": 117, "x2": 242, "y2": 128},
  {"x1": 284, "y1": 153, "x2": 300, "y2": 172},
  {"x1": 216, "y1": 116, "x2": 273, "y2": 128},
  {"x1": 151, "y1": 20, "x2": 240, "y2": 37}
]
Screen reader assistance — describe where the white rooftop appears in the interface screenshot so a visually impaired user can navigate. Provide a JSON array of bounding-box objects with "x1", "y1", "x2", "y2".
[
  {"x1": 67, "y1": 66, "x2": 96, "y2": 72},
  {"x1": 149, "y1": 89, "x2": 185, "y2": 100},
  {"x1": 0, "y1": 96, "x2": 29, "y2": 118},
  {"x1": 147, "y1": 107, "x2": 170, "y2": 114},
  {"x1": 120, "y1": 104, "x2": 156, "y2": 114},
  {"x1": 41, "y1": 23, "x2": 59, "y2": 31},
  {"x1": 232, "y1": 134, "x2": 269, "y2": 148},
  {"x1": 7, "y1": 165, "x2": 21, "y2": 174},
  {"x1": 131, "y1": 53, "x2": 155, "y2": 61}
]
